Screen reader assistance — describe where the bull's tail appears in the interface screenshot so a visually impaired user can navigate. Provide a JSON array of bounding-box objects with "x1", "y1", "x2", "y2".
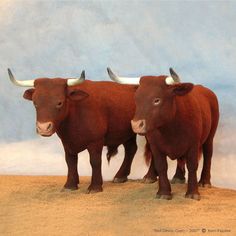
[
  {"x1": 144, "y1": 141, "x2": 152, "y2": 166},
  {"x1": 107, "y1": 145, "x2": 119, "y2": 164}
]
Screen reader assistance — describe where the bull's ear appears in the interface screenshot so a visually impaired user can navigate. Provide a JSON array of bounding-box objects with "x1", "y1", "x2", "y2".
[
  {"x1": 23, "y1": 89, "x2": 35, "y2": 100},
  {"x1": 171, "y1": 83, "x2": 194, "y2": 96},
  {"x1": 67, "y1": 88, "x2": 89, "y2": 101}
]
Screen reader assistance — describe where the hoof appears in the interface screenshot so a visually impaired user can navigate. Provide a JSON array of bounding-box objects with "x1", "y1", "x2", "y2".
[
  {"x1": 142, "y1": 177, "x2": 157, "y2": 184},
  {"x1": 86, "y1": 185, "x2": 103, "y2": 194},
  {"x1": 171, "y1": 177, "x2": 186, "y2": 184},
  {"x1": 156, "y1": 193, "x2": 172, "y2": 200},
  {"x1": 185, "y1": 193, "x2": 201, "y2": 201},
  {"x1": 61, "y1": 186, "x2": 78, "y2": 192},
  {"x1": 198, "y1": 181, "x2": 212, "y2": 188},
  {"x1": 113, "y1": 177, "x2": 128, "y2": 183}
]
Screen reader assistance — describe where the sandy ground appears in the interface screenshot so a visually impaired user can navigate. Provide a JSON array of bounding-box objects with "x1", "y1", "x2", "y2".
[{"x1": 0, "y1": 176, "x2": 235, "y2": 236}]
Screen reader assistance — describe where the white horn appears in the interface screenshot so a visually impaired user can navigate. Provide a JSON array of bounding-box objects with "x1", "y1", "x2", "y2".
[
  {"x1": 107, "y1": 67, "x2": 140, "y2": 85},
  {"x1": 165, "y1": 67, "x2": 181, "y2": 85},
  {"x1": 165, "y1": 76, "x2": 176, "y2": 85},
  {"x1": 67, "y1": 70, "x2": 85, "y2": 86},
  {"x1": 8, "y1": 69, "x2": 35, "y2": 87},
  {"x1": 169, "y1": 67, "x2": 181, "y2": 83}
]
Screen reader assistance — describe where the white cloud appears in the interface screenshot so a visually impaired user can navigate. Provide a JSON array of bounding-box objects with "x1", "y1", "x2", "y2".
[{"x1": 0, "y1": 135, "x2": 235, "y2": 190}]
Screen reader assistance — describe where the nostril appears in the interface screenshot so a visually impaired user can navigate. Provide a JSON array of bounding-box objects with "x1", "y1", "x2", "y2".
[
  {"x1": 36, "y1": 123, "x2": 41, "y2": 131},
  {"x1": 47, "y1": 123, "x2": 52, "y2": 131},
  {"x1": 131, "y1": 119, "x2": 146, "y2": 134},
  {"x1": 139, "y1": 121, "x2": 144, "y2": 128}
]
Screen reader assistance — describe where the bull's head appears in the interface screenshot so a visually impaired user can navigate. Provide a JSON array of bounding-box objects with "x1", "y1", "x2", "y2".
[
  {"x1": 8, "y1": 69, "x2": 87, "y2": 136},
  {"x1": 107, "y1": 68, "x2": 193, "y2": 134}
]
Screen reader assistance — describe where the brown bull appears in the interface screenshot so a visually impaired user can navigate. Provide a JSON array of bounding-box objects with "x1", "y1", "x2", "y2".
[
  {"x1": 108, "y1": 68, "x2": 219, "y2": 200},
  {"x1": 8, "y1": 69, "x2": 157, "y2": 193}
]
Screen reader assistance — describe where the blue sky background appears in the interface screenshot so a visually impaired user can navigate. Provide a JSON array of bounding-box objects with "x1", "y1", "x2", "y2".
[
  {"x1": 0, "y1": 0, "x2": 235, "y2": 188},
  {"x1": 0, "y1": 0, "x2": 236, "y2": 141}
]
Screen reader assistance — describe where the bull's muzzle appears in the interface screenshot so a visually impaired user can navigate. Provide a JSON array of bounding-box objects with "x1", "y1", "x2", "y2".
[
  {"x1": 131, "y1": 119, "x2": 146, "y2": 135},
  {"x1": 36, "y1": 121, "x2": 54, "y2": 136}
]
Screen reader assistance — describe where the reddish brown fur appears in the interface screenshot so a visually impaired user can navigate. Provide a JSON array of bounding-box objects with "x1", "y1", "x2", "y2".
[
  {"x1": 23, "y1": 79, "x2": 157, "y2": 192},
  {"x1": 132, "y1": 75, "x2": 219, "y2": 200}
]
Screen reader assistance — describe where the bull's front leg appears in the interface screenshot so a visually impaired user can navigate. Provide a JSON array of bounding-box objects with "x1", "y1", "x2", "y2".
[
  {"x1": 147, "y1": 133, "x2": 171, "y2": 199},
  {"x1": 185, "y1": 147, "x2": 200, "y2": 200},
  {"x1": 154, "y1": 154, "x2": 172, "y2": 200},
  {"x1": 149, "y1": 144, "x2": 171, "y2": 199},
  {"x1": 63, "y1": 151, "x2": 79, "y2": 190},
  {"x1": 87, "y1": 140, "x2": 104, "y2": 193}
]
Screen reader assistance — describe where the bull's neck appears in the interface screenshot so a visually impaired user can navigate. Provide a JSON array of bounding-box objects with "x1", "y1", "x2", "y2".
[
  {"x1": 56, "y1": 100, "x2": 73, "y2": 138},
  {"x1": 158, "y1": 98, "x2": 186, "y2": 135}
]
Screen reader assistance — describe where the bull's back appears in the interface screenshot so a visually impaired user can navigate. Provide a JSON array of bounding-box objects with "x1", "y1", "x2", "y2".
[{"x1": 75, "y1": 80, "x2": 137, "y2": 145}]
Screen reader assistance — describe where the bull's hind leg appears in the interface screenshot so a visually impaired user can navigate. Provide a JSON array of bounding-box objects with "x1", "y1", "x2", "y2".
[
  {"x1": 171, "y1": 158, "x2": 186, "y2": 184},
  {"x1": 199, "y1": 105, "x2": 219, "y2": 188},
  {"x1": 185, "y1": 147, "x2": 200, "y2": 200},
  {"x1": 113, "y1": 135, "x2": 137, "y2": 183},
  {"x1": 144, "y1": 158, "x2": 186, "y2": 185},
  {"x1": 63, "y1": 152, "x2": 79, "y2": 191},
  {"x1": 143, "y1": 158, "x2": 158, "y2": 183},
  {"x1": 199, "y1": 140, "x2": 213, "y2": 188}
]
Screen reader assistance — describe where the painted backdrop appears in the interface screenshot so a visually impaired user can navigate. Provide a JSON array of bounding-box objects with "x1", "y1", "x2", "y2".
[{"x1": 0, "y1": 0, "x2": 235, "y2": 189}]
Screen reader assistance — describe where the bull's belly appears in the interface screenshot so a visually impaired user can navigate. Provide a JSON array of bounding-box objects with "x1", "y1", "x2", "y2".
[
  {"x1": 167, "y1": 154, "x2": 179, "y2": 160},
  {"x1": 165, "y1": 149, "x2": 186, "y2": 160},
  {"x1": 58, "y1": 123, "x2": 135, "y2": 153},
  {"x1": 104, "y1": 130, "x2": 134, "y2": 147}
]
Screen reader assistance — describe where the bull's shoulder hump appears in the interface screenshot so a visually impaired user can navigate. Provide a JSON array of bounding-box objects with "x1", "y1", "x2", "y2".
[
  {"x1": 84, "y1": 80, "x2": 137, "y2": 90},
  {"x1": 73, "y1": 80, "x2": 137, "y2": 96},
  {"x1": 192, "y1": 85, "x2": 218, "y2": 102},
  {"x1": 193, "y1": 85, "x2": 217, "y2": 95}
]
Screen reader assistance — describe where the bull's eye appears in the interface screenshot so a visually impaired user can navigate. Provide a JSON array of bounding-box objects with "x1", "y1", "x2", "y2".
[
  {"x1": 56, "y1": 101, "x2": 63, "y2": 109},
  {"x1": 153, "y1": 98, "x2": 161, "y2": 106}
]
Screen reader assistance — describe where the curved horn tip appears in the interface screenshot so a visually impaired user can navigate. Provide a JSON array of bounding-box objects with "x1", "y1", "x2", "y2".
[
  {"x1": 8, "y1": 68, "x2": 13, "y2": 76},
  {"x1": 107, "y1": 67, "x2": 117, "y2": 80},
  {"x1": 7, "y1": 68, "x2": 35, "y2": 87},
  {"x1": 81, "y1": 70, "x2": 85, "y2": 79},
  {"x1": 169, "y1": 67, "x2": 180, "y2": 82},
  {"x1": 107, "y1": 67, "x2": 112, "y2": 75},
  {"x1": 8, "y1": 68, "x2": 15, "y2": 82},
  {"x1": 169, "y1": 67, "x2": 176, "y2": 75}
]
